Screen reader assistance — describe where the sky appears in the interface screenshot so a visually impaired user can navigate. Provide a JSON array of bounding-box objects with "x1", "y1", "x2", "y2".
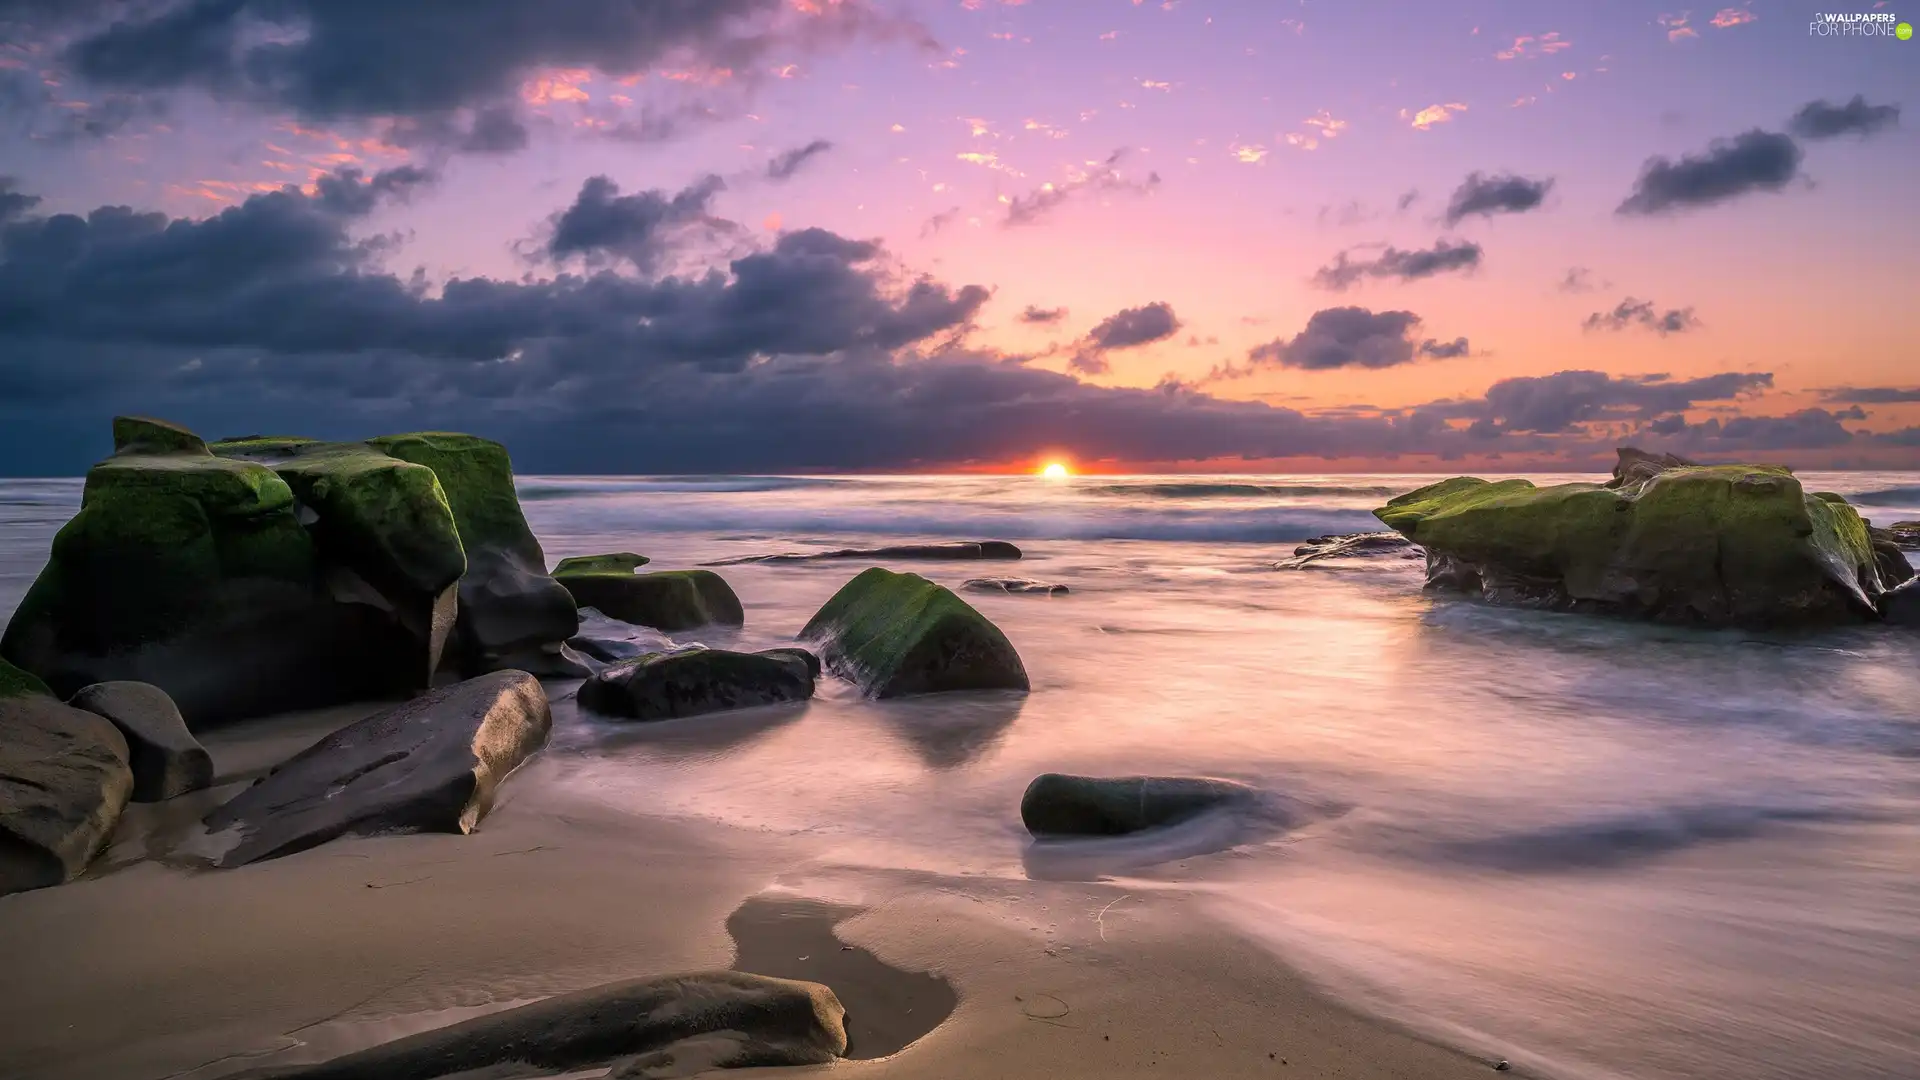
[{"x1": 0, "y1": 0, "x2": 1915, "y2": 475}]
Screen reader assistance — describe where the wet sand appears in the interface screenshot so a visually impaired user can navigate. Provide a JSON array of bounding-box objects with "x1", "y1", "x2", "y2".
[{"x1": 0, "y1": 704, "x2": 1504, "y2": 1080}]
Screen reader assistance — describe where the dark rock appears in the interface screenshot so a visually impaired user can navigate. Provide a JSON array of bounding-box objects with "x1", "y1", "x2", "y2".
[
  {"x1": 962, "y1": 578, "x2": 1069, "y2": 596},
  {"x1": 1883, "y1": 578, "x2": 1920, "y2": 627},
  {"x1": 578, "y1": 649, "x2": 814, "y2": 722},
  {"x1": 1, "y1": 660, "x2": 132, "y2": 896},
  {"x1": 553, "y1": 557, "x2": 743, "y2": 632},
  {"x1": 703, "y1": 541, "x2": 1022, "y2": 566},
  {"x1": 801, "y1": 568, "x2": 1029, "y2": 698},
  {"x1": 67, "y1": 681, "x2": 212, "y2": 802},
  {"x1": 1020, "y1": 773, "x2": 1255, "y2": 837},
  {"x1": 204, "y1": 670, "x2": 551, "y2": 866},
  {"x1": 1886, "y1": 521, "x2": 1920, "y2": 551},
  {"x1": 758, "y1": 647, "x2": 823, "y2": 680},
  {"x1": 1603, "y1": 446, "x2": 1700, "y2": 491},
  {"x1": 1376, "y1": 453, "x2": 1891, "y2": 628},
  {"x1": 257, "y1": 971, "x2": 847, "y2": 1080},
  {"x1": 1275, "y1": 532, "x2": 1421, "y2": 569},
  {"x1": 1868, "y1": 526, "x2": 1916, "y2": 589}
]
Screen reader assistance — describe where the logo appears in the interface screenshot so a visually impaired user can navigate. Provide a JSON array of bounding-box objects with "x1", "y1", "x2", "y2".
[{"x1": 1809, "y1": 11, "x2": 1908, "y2": 36}]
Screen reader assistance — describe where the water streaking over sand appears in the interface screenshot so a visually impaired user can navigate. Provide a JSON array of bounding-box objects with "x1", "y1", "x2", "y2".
[{"x1": 4, "y1": 471, "x2": 1919, "y2": 1080}]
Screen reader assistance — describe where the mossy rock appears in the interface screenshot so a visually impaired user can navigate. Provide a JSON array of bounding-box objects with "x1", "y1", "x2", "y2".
[
  {"x1": 367, "y1": 433, "x2": 578, "y2": 668},
  {"x1": 800, "y1": 568, "x2": 1029, "y2": 698},
  {"x1": 1375, "y1": 459, "x2": 1886, "y2": 627},
  {"x1": 0, "y1": 655, "x2": 52, "y2": 700},
  {"x1": 577, "y1": 648, "x2": 814, "y2": 721},
  {"x1": 113, "y1": 415, "x2": 208, "y2": 456},
  {"x1": 554, "y1": 560, "x2": 741, "y2": 632}
]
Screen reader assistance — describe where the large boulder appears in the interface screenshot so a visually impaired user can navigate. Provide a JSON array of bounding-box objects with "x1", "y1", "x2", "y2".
[
  {"x1": 1374, "y1": 450, "x2": 1891, "y2": 627},
  {"x1": 203, "y1": 670, "x2": 551, "y2": 866},
  {"x1": 259, "y1": 971, "x2": 847, "y2": 1080},
  {"x1": 366, "y1": 433, "x2": 579, "y2": 674},
  {"x1": 1883, "y1": 578, "x2": 1920, "y2": 627},
  {"x1": 578, "y1": 648, "x2": 815, "y2": 721},
  {"x1": 704, "y1": 541, "x2": 1022, "y2": 566},
  {"x1": 1, "y1": 658, "x2": 133, "y2": 896},
  {"x1": 1868, "y1": 526, "x2": 1916, "y2": 590},
  {"x1": 1020, "y1": 773, "x2": 1255, "y2": 837},
  {"x1": 554, "y1": 556, "x2": 744, "y2": 632},
  {"x1": 1, "y1": 422, "x2": 426, "y2": 725},
  {"x1": 801, "y1": 568, "x2": 1028, "y2": 698},
  {"x1": 68, "y1": 681, "x2": 212, "y2": 802}
]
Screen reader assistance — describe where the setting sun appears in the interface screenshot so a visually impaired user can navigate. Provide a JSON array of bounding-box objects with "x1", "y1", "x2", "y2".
[{"x1": 1040, "y1": 462, "x2": 1071, "y2": 479}]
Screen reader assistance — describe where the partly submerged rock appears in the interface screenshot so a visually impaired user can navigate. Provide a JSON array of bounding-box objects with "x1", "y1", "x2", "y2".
[
  {"x1": 1, "y1": 661, "x2": 133, "y2": 896},
  {"x1": 1883, "y1": 578, "x2": 1920, "y2": 627},
  {"x1": 204, "y1": 670, "x2": 551, "y2": 866},
  {"x1": 68, "y1": 681, "x2": 212, "y2": 802},
  {"x1": 704, "y1": 541, "x2": 1022, "y2": 566},
  {"x1": 1020, "y1": 773, "x2": 1255, "y2": 837},
  {"x1": 578, "y1": 649, "x2": 814, "y2": 721},
  {"x1": 962, "y1": 577, "x2": 1069, "y2": 596},
  {"x1": 3, "y1": 421, "x2": 426, "y2": 725},
  {"x1": 257, "y1": 971, "x2": 846, "y2": 1080},
  {"x1": 1375, "y1": 451, "x2": 1890, "y2": 627},
  {"x1": 1868, "y1": 526, "x2": 1916, "y2": 590},
  {"x1": 1274, "y1": 532, "x2": 1421, "y2": 570},
  {"x1": 365, "y1": 433, "x2": 580, "y2": 674},
  {"x1": 1886, "y1": 521, "x2": 1920, "y2": 551},
  {"x1": 801, "y1": 568, "x2": 1028, "y2": 698},
  {"x1": 554, "y1": 556, "x2": 744, "y2": 632}
]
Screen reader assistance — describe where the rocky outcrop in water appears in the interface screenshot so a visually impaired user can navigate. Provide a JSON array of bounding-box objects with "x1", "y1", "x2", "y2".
[
  {"x1": 802, "y1": 568, "x2": 1028, "y2": 698},
  {"x1": 1274, "y1": 532, "x2": 1421, "y2": 570},
  {"x1": 0, "y1": 418, "x2": 578, "y2": 725},
  {"x1": 1886, "y1": 521, "x2": 1920, "y2": 551},
  {"x1": 577, "y1": 648, "x2": 816, "y2": 721},
  {"x1": 204, "y1": 670, "x2": 551, "y2": 866},
  {"x1": 67, "y1": 681, "x2": 211, "y2": 802},
  {"x1": 1868, "y1": 526, "x2": 1916, "y2": 590},
  {"x1": 1, "y1": 658, "x2": 132, "y2": 896},
  {"x1": 704, "y1": 541, "x2": 1021, "y2": 566},
  {"x1": 1375, "y1": 448, "x2": 1894, "y2": 628},
  {"x1": 258, "y1": 971, "x2": 848, "y2": 1080},
  {"x1": 1020, "y1": 773, "x2": 1255, "y2": 837},
  {"x1": 554, "y1": 555, "x2": 745, "y2": 632},
  {"x1": 962, "y1": 578, "x2": 1068, "y2": 596}
]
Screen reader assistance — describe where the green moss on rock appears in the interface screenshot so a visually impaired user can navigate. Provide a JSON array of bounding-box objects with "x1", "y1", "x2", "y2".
[
  {"x1": 554, "y1": 562, "x2": 740, "y2": 632},
  {"x1": 113, "y1": 415, "x2": 209, "y2": 457},
  {"x1": 0, "y1": 655, "x2": 52, "y2": 699},
  {"x1": 1375, "y1": 461, "x2": 1884, "y2": 626},
  {"x1": 800, "y1": 567, "x2": 1028, "y2": 698},
  {"x1": 367, "y1": 433, "x2": 537, "y2": 557}
]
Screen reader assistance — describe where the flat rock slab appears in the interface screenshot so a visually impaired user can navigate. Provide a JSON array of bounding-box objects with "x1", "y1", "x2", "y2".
[
  {"x1": 802, "y1": 568, "x2": 1028, "y2": 698},
  {"x1": 1884, "y1": 521, "x2": 1920, "y2": 551},
  {"x1": 204, "y1": 670, "x2": 551, "y2": 866},
  {"x1": 1275, "y1": 532, "x2": 1421, "y2": 569},
  {"x1": 68, "y1": 681, "x2": 212, "y2": 802},
  {"x1": 0, "y1": 691, "x2": 132, "y2": 896},
  {"x1": 253, "y1": 971, "x2": 847, "y2": 1080},
  {"x1": 578, "y1": 649, "x2": 815, "y2": 722},
  {"x1": 704, "y1": 541, "x2": 1021, "y2": 566},
  {"x1": 963, "y1": 577, "x2": 1069, "y2": 595},
  {"x1": 1021, "y1": 773, "x2": 1256, "y2": 837}
]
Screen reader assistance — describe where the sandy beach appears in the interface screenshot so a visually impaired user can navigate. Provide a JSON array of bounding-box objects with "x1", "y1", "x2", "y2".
[{"x1": 0, "y1": 698, "x2": 1499, "y2": 1080}]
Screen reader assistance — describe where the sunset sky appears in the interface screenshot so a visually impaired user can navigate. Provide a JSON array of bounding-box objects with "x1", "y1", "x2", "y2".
[{"x1": 0, "y1": 0, "x2": 1914, "y2": 475}]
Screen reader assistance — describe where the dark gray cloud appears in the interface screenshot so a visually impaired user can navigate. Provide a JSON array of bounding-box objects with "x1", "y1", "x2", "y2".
[
  {"x1": 1311, "y1": 240, "x2": 1483, "y2": 290},
  {"x1": 1582, "y1": 297, "x2": 1700, "y2": 336},
  {"x1": 1820, "y1": 386, "x2": 1920, "y2": 404},
  {"x1": 1617, "y1": 129, "x2": 1803, "y2": 215},
  {"x1": 1557, "y1": 266, "x2": 1601, "y2": 293},
  {"x1": 1071, "y1": 301, "x2": 1180, "y2": 373},
  {"x1": 767, "y1": 139, "x2": 833, "y2": 181},
  {"x1": 1788, "y1": 95, "x2": 1901, "y2": 140},
  {"x1": 1443, "y1": 172, "x2": 1553, "y2": 226},
  {"x1": 0, "y1": 176, "x2": 41, "y2": 222},
  {"x1": 1020, "y1": 305, "x2": 1067, "y2": 324},
  {"x1": 1416, "y1": 370, "x2": 1773, "y2": 435},
  {"x1": 545, "y1": 174, "x2": 731, "y2": 272},
  {"x1": 9, "y1": 0, "x2": 927, "y2": 151},
  {"x1": 1004, "y1": 149, "x2": 1160, "y2": 227},
  {"x1": 1248, "y1": 307, "x2": 1465, "y2": 370}
]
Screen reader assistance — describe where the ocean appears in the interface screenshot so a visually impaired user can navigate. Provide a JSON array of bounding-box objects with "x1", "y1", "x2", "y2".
[{"x1": 5, "y1": 471, "x2": 1919, "y2": 1080}]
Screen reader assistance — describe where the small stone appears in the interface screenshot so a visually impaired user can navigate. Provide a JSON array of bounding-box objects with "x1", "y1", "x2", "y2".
[{"x1": 1494, "y1": 1060, "x2": 1512, "y2": 1072}]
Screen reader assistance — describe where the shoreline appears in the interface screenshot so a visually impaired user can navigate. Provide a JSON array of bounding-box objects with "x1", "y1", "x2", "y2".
[{"x1": 0, "y1": 700, "x2": 1507, "y2": 1080}]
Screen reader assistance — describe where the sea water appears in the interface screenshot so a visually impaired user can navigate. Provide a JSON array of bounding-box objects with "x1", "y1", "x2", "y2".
[{"x1": 4, "y1": 472, "x2": 1918, "y2": 1080}]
